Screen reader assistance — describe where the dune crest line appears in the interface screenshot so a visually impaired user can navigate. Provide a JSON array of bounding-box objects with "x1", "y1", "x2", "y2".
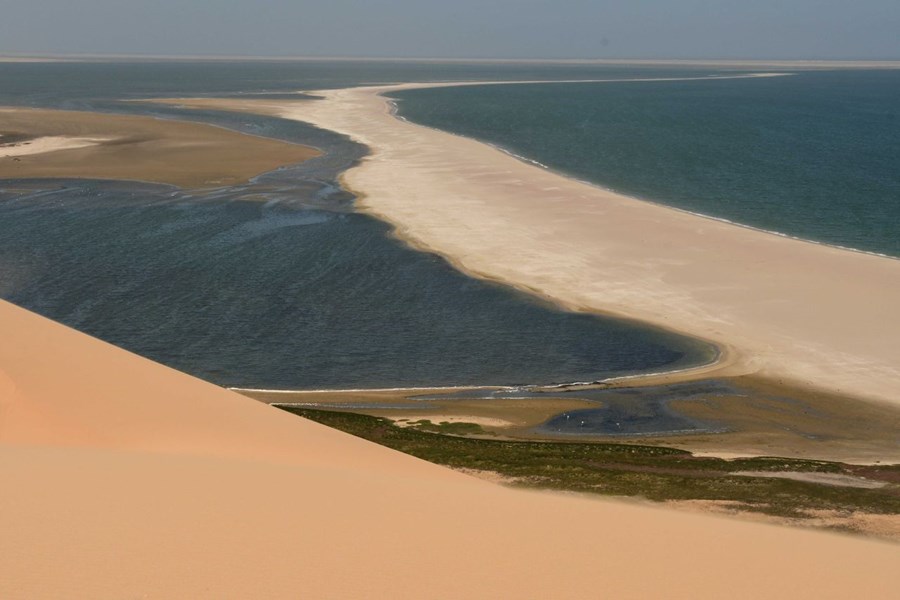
[{"x1": 4, "y1": 301, "x2": 900, "y2": 598}]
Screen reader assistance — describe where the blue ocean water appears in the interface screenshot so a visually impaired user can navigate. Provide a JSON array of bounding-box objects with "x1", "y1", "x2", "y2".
[
  {"x1": 0, "y1": 61, "x2": 722, "y2": 388},
  {"x1": 392, "y1": 70, "x2": 900, "y2": 257},
  {"x1": 0, "y1": 59, "x2": 716, "y2": 108},
  {"x1": 6, "y1": 61, "x2": 894, "y2": 392}
]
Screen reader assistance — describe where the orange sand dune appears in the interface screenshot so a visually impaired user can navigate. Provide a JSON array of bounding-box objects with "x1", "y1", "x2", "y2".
[{"x1": 1, "y1": 300, "x2": 897, "y2": 599}]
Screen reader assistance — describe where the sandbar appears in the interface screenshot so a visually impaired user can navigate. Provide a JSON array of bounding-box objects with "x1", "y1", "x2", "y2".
[
  {"x1": 0, "y1": 134, "x2": 111, "y2": 157},
  {"x1": 159, "y1": 79, "x2": 900, "y2": 408},
  {"x1": 0, "y1": 107, "x2": 318, "y2": 188}
]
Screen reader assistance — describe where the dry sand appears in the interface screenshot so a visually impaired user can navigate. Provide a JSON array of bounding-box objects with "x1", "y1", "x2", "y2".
[
  {"x1": 0, "y1": 107, "x2": 318, "y2": 188},
  {"x1": 161, "y1": 79, "x2": 900, "y2": 408},
  {"x1": 2, "y1": 299, "x2": 899, "y2": 599},
  {"x1": 0, "y1": 135, "x2": 111, "y2": 157},
  {"x1": 3, "y1": 74, "x2": 899, "y2": 596}
]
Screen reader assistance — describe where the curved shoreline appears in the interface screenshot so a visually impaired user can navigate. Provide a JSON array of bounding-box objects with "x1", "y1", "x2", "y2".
[
  {"x1": 3, "y1": 300, "x2": 899, "y2": 598},
  {"x1": 411, "y1": 115, "x2": 899, "y2": 263},
  {"x1": 339, "y1": 83, "x2": 900, "y2": 406},
  {"x1": 383, "y1": 80, "x2": 898, "y2": 263},
  {"x1": 0, "y1": 106, "x2": 319, "y2": 188},
  {"x1": 153, "y1": 79, "x2": 900, "y2": 407}
]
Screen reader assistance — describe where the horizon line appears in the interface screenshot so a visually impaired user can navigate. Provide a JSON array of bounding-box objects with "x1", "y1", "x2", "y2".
[{"x1": 2, "y1": 53, "x2": 900, "y2": 68}]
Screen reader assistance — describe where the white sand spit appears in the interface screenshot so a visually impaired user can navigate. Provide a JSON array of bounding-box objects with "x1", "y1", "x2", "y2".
[{"x1": 230, "y1": 80, "x2": 900, "y2": 407}]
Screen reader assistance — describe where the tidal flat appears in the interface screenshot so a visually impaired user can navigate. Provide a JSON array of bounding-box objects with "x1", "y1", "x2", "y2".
[
  {"x1": 240, "y1": 374, "x2": 900, "y2": 465},
  {"x1": 280, "y1": 406, "x2": 900, "y2": 541}
]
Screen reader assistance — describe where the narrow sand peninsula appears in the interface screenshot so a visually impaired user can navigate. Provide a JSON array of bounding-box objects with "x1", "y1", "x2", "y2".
[
  {"x1": 1, "y1": 299, "x2": 898, "y2": 599},
  {"x1": 0, "y1": 107, "x2": 318, "y2": 188},
  {"x1": 164, "y1": 80, "x2": 900, "y2": 407}
]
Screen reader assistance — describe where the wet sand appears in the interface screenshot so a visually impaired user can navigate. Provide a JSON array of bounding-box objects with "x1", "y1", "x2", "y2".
[
  {"x1": 0, "y1": 134, "x2": 110, "y2": 157},
  {"x1": 156, "y1": 82, "x2": 900, "y2": 410},
  {"x1": 0, "y1": 107, "x2": 318, "y2": 188},
  {"x1": 2, "y1": 299, "x2": 899, "y2": 599},
  {"x1": 655, "y1": 376, "x2": 900, "y2": 464},
  {"x1": 236, "y1": 376, "x2": 900, "y2": 465},
  {"x1": 243, "y1": 386, "x2": 599, "y2": 430}
]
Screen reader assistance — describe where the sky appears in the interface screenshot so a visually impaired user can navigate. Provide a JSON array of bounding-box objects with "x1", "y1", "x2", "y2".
[{"x1": 1, "y1": 0, "x2": 899, "y2": 60}]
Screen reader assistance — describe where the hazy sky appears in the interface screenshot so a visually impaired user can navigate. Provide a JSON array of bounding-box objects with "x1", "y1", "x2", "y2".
[{"x1": 1, "y1": 0, "x2": 899, "y2": 60}]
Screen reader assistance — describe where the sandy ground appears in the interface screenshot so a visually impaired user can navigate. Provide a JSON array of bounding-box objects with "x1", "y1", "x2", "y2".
[
  {"x1": 0, "y1": 107, "x2": 318, "y2": 188},
  {"x1": 237, "y1": 376, "x2": 900, "y2": 464},
  {"x1": 241, "y1": 386, "x2": 599, "y2": 430},
  {"x1": 392, "y1": 414, "x2": 516, "y2": 428},
  {"x1": 2, "y1": 299, "x2": 899, "y2": 599},
  {"x1": 0, "y1": 135, "x2": 111, "y2": 157},
  {"x1": 670, "y1": 500, "x2": 900, "y2": 541},
  {"x1": 160, "y1": 80, "x2": 900, "y2": 410},
  {"x1": 732, "y1": 471, "x2": 888, "y2": 489}
]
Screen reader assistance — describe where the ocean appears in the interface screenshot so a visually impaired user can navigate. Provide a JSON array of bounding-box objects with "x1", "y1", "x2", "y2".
[
  {"x1": 2, "y1": 61, "x2": 894, "y2": 390},
  {"x1": 391, "y1": 69, "x2": 900, "y2": 257},
  {"x1": 0, "y1": 61, "x2": 720, "y2": 389}
]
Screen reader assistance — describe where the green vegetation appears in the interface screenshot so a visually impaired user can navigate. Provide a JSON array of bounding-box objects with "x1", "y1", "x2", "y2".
[
  {"x1": 403, "y1": 419, "x2": 490, "y2": 436},
  {"x1": 281, "y1": 407, "x2": 900, "y2": 522}
]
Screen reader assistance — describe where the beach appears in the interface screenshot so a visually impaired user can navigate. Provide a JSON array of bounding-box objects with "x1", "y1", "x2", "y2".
[
  {"x1": 2, "y1": 298, "x2": 899, "y2": 599},
  {"x1": 0, "y1": 107, "x2": 318, "y2": 188},
  {"x1": 2, "y1": 68, "x2": 899, "y2": 597},
  {"x1": 236, "y1": 378, "x2": 900, "y2": 465},
  {"x1": 160, "y1": 81, "x2": 900, "y2": 408}
]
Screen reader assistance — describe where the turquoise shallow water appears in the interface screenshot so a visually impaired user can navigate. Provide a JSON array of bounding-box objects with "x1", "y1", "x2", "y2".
[{"x1": 392, "y1": 70, "x2": 900, "y2": 257}]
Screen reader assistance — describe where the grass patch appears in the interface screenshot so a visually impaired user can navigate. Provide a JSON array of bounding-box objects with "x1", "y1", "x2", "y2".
[
  {"x1": 281, "y1": 407, "x2": 900, "y2": 520},
  {"x1": 406, "y1": 419, "x2": 489, "y2": 435}
]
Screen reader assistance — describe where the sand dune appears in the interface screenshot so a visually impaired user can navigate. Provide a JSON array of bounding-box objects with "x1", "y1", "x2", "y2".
[
  {"x1": 4, "y1": 77, "x2": 900, "y2": 596},
  {"x1": 159, "y1": 81, "x2": 900, "y2": 407},
  {"x1": 1, "y1": 300, "x2": 899, "y2": 598}
]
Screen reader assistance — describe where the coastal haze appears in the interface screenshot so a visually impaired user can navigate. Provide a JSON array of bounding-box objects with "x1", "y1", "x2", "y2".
[
  {"x1": 1, "y1": 1, "x2": 899, "y2": 60},
  {"x1": 2, "y1": 3, "x2": 900, "y2": 599}
]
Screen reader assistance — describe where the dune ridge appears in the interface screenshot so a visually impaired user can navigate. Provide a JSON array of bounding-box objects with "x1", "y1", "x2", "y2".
[{"x1": 2, "y1": 299, "x2": 899, "y2": 598}]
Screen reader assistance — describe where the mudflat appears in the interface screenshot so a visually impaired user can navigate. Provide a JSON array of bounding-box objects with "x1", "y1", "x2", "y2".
[{"x1": 0, "y1": 107, "x2": 318, "y2": 188}]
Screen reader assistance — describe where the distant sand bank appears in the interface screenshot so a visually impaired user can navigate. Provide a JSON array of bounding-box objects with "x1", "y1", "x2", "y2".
[
  {"x1": 0, "y1": 107, "x2": 318, "y2": 188},
  {"x1": 2, "y1": 299, "x2": 898, "y2": 598},
  {"x1": 0, "y1": 134, "x2": 112, "y2": 157},
  {"x1": 160, "y1": 80, "x2": 900, "y2": 407},
  {"x1": 0, "y1": 57, "x2": 66, "y2": 63}
]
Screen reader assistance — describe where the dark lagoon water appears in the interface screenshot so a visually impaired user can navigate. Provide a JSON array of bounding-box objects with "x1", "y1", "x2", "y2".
[
  {"x1": 393, "y1": 70, "x2": 900, "y2": 257},
  {"x1": 4, "y1": 61, "x2": 894, "y2": 392},
  {"x1": 412, "y1": 380, "x2": 747, "y2": 437},
  {"x1": 0, "y1": 61, "x2": 722, "y2": 389}
]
